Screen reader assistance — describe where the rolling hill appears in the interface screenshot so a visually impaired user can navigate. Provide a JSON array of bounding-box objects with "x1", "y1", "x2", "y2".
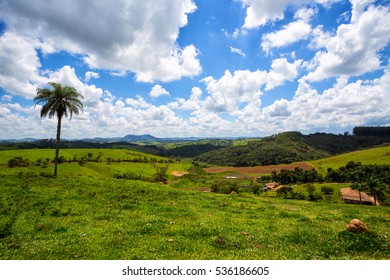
[{"x1": 310, "y1": 145, "x2": 390, "y2": 174}]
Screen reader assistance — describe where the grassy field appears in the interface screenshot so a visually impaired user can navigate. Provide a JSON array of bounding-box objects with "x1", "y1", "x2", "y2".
[
  {"x1": 310, "y1": 146, "x2": 390, "y2": 174},
  {"x1": 0, "y1": 148, "x2": 191, "y2": 180},
  {"x1": 0, "y1": 148, "x2": 168, "y2": 164},
  {"x1": 0, "y1": 148, "x2": 389, "y2": 260}
]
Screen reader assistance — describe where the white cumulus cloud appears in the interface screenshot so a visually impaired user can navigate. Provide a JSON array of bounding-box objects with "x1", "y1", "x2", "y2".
[
  {"x1": 0, "y1": 0, "x2": 201, "y2": 83},
  {"x1": 261, "y1": 20, "x2": 312, "y2": 54},
  {"x1": 241, "y1": 0, "x2": 340, "y2": 29},
  {"x1": 304, "y1": 1, "x2": 390, "y2": 81},
  {"x1": 149, "y1": 85, "x2": 170, "y2": 98}
]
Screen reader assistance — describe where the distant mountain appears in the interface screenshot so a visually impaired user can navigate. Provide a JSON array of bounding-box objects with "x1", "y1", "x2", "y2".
[
  {"x1": 123, "y1": 134, "x2": 159, "y2": 141},
  {"x1": 81, "y1": 134, "x2": 206, "y2": 143},
  {"x1": 80, "y1": 134, "x2": 158, "y2": 142},
  {"x1": 0, "y1": 138, "x2": 37, "y2": 143}
]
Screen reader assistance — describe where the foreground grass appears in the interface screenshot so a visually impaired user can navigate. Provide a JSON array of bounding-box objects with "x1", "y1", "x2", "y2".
[{"x1": 1, "y1": 174, "x2": 389, "y2": 260}]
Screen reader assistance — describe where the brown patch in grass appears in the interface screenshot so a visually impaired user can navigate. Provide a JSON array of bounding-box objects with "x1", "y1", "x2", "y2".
[{"x1": 204, "y1": 162, "x2": 315, "y2": 175}]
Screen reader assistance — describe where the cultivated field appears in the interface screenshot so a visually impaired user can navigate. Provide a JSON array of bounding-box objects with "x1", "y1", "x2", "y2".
[{"x1": 204, "y1": 163, "x2": 315, "y2": 175}]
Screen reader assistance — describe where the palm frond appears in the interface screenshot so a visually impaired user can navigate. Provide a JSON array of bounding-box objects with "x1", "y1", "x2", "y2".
[{"x1": 35, "y1": 82, "x2": 84, "y2": 120}]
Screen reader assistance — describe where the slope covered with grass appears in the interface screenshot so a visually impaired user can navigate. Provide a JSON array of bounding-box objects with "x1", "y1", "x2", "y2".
[
  {"x1": 1, "y1": 147, "x2": 389, "y2": 260},
  {"x1": 0, "y1": 148, "x2": 191, "y2": 179},
  {"x1": 0, "y1": 175, "x2": 389, "y2": 260},
  {"x1": 310, "y1": 146, "x2": 390, "y2": 174}
]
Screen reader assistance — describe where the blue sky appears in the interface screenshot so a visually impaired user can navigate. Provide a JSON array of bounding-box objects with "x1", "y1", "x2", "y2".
[{"x1": 1, "y1": 0, "x2": 390, "y2": 139}]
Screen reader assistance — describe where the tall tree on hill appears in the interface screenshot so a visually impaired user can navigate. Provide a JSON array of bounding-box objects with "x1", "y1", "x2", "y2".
[{"x1": 34, "y1": 82, "x2": 83, "y2": 176}]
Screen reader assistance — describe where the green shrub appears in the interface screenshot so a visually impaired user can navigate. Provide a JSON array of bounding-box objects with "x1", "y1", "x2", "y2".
[
  {"x1": 8, "y1": 156, "x2": 30, "y2": 167},
  {"x1": 276, "y1": 186, "x2": 294, "y2": 198},
  {"x1": 321, "y1": 186, "x2": 335, "y2": 195},
  {"x1": 113, "y1": 172, "x2": 141, "y2": 180},
  {"x1": 0, "y1": 216, "x2": 16, "y2": 238}
]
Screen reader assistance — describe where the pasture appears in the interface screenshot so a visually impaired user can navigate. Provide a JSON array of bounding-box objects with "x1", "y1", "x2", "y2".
[
  {"x1": 310, "y1": 146, "x2": 390, "y2": 174},
  {"x1": 0, "y1": 148, "x2": 389, "y2": 260}
]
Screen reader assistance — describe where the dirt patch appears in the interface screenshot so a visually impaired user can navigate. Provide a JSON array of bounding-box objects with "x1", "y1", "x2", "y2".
[
  {"x1": 171, "y1": 171, "x2": 189, "y2": 177},
  {"x1": 204, "y1": 162, "x2": 315, "y2": 175},
  {"x1": 181, "y1": 187, "x2": 211, "y2": 192}
]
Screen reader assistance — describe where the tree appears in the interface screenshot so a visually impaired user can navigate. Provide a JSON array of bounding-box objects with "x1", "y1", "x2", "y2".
[
  {"x1": 152, "y1": 163, "x2": 170, "y2": 184},
  {"x1": 365, "y1": 177, "x2": 382, "y2": 206},
  {"x1": 349, "y1": 168, "x2": 366, "y2": 204},
  {"x1": 34, "y1": 82, "x2": 83, "y2": 176}
]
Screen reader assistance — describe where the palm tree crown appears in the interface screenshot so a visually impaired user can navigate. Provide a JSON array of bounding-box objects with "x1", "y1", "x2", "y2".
[
  {"x1": 34, "y1": 82, "x2": 84, "y2": 120},
  {"x1": 34, "y1": 82, "x2": 84, "y2": 176}
]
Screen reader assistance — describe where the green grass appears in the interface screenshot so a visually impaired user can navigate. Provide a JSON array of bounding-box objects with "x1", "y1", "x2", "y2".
[
  {"x1": 0, "y1": 148, "x2": 389, "y2": 260},
  {"x1": 310, "y1": 146, "x2": 390, "y2": 174},
  {"x1": 0, "y1": 174, "x2": 388, "y2": 260},
  {"x1": 0, "y1": 149, "x2": 191, "y2": 180},
  {"x1": 0, "y1": 148, "x2": 166, "y2": 164}
]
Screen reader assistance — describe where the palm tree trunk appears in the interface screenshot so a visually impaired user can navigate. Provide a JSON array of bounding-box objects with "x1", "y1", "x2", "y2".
[{"x1": 54, "y1": 116, "x2": 62, "y2": 177}]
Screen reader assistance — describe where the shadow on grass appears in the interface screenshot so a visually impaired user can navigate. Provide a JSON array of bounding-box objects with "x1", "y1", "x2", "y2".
[{"x1": 337, "y1": 230, "x2": 389, "y2": 253}]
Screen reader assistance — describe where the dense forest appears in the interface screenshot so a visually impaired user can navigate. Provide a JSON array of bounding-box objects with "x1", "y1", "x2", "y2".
[{"x1": 195, "y1": 137, "x2": 329, "y2": 166}]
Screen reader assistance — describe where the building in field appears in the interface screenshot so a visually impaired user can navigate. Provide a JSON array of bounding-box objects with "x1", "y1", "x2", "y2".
[{"x1": 340, "y1": 188, "x2": 375, "y2": 205}]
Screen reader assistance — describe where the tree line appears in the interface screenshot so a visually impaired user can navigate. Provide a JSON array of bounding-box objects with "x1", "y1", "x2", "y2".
[{"x1": 269, "y1": 161, "x2": 390, "y2": 205}]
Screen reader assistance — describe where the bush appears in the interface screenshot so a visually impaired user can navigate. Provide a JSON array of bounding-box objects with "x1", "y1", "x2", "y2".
[
  {"x1": 276, "y1": 186, "x2": 294, "y2": 198},
  {"x1": 8, "y1": 156, "x2": 30, "y2": 167},
  {"x1": 152, "y1": 164, "x2": 169, "y2": 184},
  {"x1": 292, "y1": 192, "x2": 306, "y2": 200},
  {"x1": 55, "y1": 155, "x2": 66, "y2": 163},
  {"x1": 210, "y1": 181, "x2": 240, "y2": 194},
  {"x1": 114, "y1": 172, "x2": 141, "y2": 180},
  {"x1": 321, "y1": 186, "x2": 335, "y2": 195}
]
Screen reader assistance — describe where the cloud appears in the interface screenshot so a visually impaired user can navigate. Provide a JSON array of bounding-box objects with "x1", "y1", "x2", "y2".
[
  {"x1": 1, "y1": 95, "x2": 12, "y2": 102},
  {"x1": 198, "y1": 57, "x2": 302, "y2": 114},
  {"x1": 309, "y1": 25, "x2": 332, "y2": 49},
  {"x1": 170, "y1": 87, "x2": 203, "y2": 111},
  {"x1": 2, "y1": 66, "x2": 390, "y2": 139},
  {"x1": 46, "y1": 66, "x2": 103, "y2": 107},
  {"x1": 262, "y1": 67, "x2": 390, "y2": 132},
  {"x1": 241, "y1": 0, "x2": 340, "y2": 29},
  {"x1": 266, "y1": 58, "x2": 303, "y2": 90},
  {"x1": 201, "y1": 69, "x2": 266, "y2": 114},
  {"x1": 0, "y1": 32, "x2": 46, "y2": 98},
  {"x1": 261, "y1": 6, "x2": 318, "y2": 54},
  {"x1": 261, "y1": 20, "x2": 312, "y2": 54},
  {"x1": 229, "y1": 46, "x2": 246, "y2": 57},
  {"x1": 84, "y1": 71, "x2": 100, "y2": 82},
  {"x1": 149, "y1": 85, "x2": 170, "y2": 98},
  {"x1": 0, "y1": 0, "x2": 201, "y2": 83},
  {"x1": 304, "y1": 2, "x2": 390, "y2": 81}
]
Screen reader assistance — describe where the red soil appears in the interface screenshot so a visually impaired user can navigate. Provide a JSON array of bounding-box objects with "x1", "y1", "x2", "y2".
[{"x1": 204, "y1": 162, "x2": 315, "y2": 175}]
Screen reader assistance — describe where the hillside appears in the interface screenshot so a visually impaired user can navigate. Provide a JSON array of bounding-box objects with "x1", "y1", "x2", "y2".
[
  {"x1": 196, "y1": 135, "x2": 329, "y2": 167},
  {"x1": 195, "y1": 130, "x2": 390, "y2": 167},
  {"x1": 1, "y1": 147, "x2": 389, "y2": 259},
  {"x1": 1, "y1": 174, "x2": 389, "y2": 260},
  {"x1": 310, "y1": 146, "x2": 390, "y2": 174},
  {"x1": 0, "y1": 148, "x2": 191, "y2": 180}
]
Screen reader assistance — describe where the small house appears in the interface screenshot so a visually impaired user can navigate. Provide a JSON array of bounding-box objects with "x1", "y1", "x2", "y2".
[
  {"x1": 340, "y1": 188, "x2": 375, "y2": 205},
  {"x1": 263, "y1": 182, "x2": 278, "y2": 191}
]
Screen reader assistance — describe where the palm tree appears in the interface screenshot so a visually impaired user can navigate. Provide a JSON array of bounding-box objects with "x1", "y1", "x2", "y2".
[{"x1": 34, "y1": 82, "x2": 83, "y2": 176}]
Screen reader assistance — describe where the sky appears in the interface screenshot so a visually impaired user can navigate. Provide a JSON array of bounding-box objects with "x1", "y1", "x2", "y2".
[{"x1": 0, "y1": 0, "x2": 390, "y2": 139}]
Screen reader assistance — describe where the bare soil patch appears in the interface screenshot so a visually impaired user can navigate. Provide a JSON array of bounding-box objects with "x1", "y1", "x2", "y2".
[
  {"x1": 171, "y1": 171, "x2": 189, "y2": 177},
  {"x1": 204, "y1": 162, "x2": 315, "y2": 175}
]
